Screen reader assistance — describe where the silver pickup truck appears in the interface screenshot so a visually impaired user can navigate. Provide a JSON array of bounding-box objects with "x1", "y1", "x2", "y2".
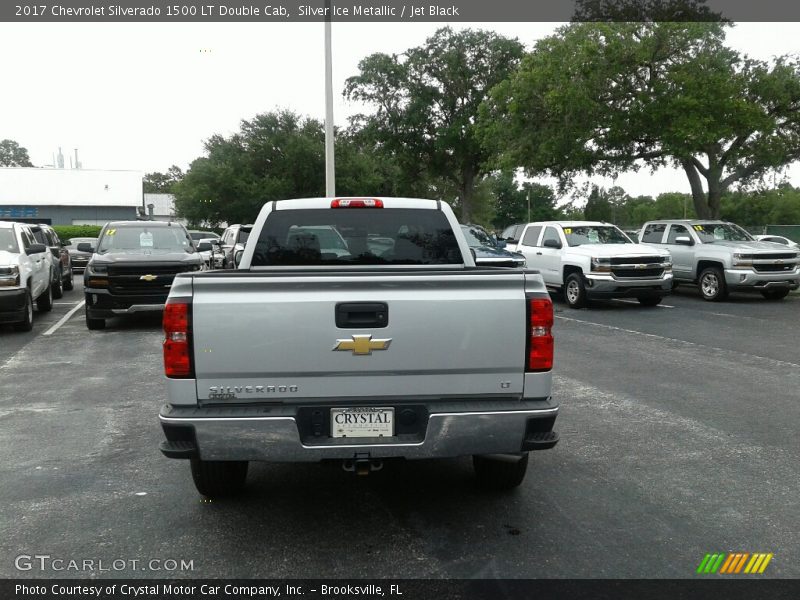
[
  {"x1": 158, "y1": 198, "x2": 558, "y2": 497},
  {"x1": 639, "y1": 220, "x2": 800, "y2": 301}
]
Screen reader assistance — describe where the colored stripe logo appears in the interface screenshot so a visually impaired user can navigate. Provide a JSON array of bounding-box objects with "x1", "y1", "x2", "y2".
[{"x1": 697, "y1": 553, "x2": 773, "y2": 574}]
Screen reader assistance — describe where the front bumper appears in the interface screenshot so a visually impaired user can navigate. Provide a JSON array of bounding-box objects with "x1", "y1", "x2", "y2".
[
  {"x1": 159, "y1": 400, "x2": 559, "y2": 462},
  {"x1": 0, "y1": 288, "x2": 27, "y2": 323},
  {"x1": 724, "y1": 268, "x2": 799, "y2": 291},
  {"x1": 84, "y1": 287, "x2": 167, "y2": 318},
  {"x1": 583, "y1": 272, "x2": 673, "y2": 298}
]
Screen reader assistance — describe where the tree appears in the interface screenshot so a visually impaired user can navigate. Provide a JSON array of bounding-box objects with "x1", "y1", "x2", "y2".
[
  {"x1": 0, "y1": 139, "x2": 33, "y2": 167},
  {"x1": 143, "y1": 165, "x2": 184, "y2": 194},
  {"x1": 480, "y1": 22, "x2": 800, "y2": 219},
  {"x1": 489, "y1": 172, "x2": 558, "y2": 228},
  {"x1": 345, "y1": 27, "x2": 525, "y2": 222},
  {"x1": 584, "y1": 186, "x2": 613, "y2": 222}
]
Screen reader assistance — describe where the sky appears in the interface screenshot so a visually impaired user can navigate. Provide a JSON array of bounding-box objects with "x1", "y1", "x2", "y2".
[{"x1": 1, "y1": 21, "x2": 799, "y2": 202}]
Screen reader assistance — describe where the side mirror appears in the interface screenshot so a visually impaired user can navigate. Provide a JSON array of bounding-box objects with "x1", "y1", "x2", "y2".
[
  {"x1": 496, "y1": 239, "x2": 507, "y2": 249},
  {"x1": 543, "y1": 239, "x2": 562, "y2": 249},
  {"x1": 76, "y1": 243, "x2": 95, "y2": 253},
  {"x1": 197, "y1": 242, "x2": 212, "y2": 252},
  {"x1": 26, "y1": 243, "x2": 47, "y2": 255},
  {"x1": 674, "y1": 236, "x2": 694, "y2": 246},
  {"x1": 234, "y1": 250, "x2": 244, "y2": 268}
]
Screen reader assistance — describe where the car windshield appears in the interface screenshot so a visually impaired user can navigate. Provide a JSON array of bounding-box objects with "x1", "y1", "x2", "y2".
[
  {"x1": 67, "y1": 237, "x2": 97, "y2": 249},
  {"x1": 564, "y1": 226, "x2": 631, "y2": 246},
  {"x1": 238, "y1": 230, "x2": 250, "y2": 245},
  {"x1": 251, "y1": 208, "x2": 461, "y2": 266},
  {"x1": 461, "y1": 225, "x2": 495, "y2": 248},
  {"x1": 190, "y1": 231, "x2": 218, "y2": 241},
  {"x1": 694, "y1": 223, "x2": 753, "y2": 243},
  {"x1": 97, "y1": 226, "x2": 194, "y2": 254},
  {"x1": 0, "y1": 229, "x2": 19, "y2": 253}
]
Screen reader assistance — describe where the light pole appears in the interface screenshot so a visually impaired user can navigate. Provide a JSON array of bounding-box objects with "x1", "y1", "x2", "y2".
[{"x1": 324, "y1": 0, "x2": 335, "y2": 197}]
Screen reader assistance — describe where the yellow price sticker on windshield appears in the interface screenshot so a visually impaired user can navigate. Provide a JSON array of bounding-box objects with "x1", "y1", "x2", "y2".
[
  {"x1": 563, "y1": 228, "x2": 572, "y2": 234},
  {"x1": 106, "y1": 229, "x2": 116, "y2": 235},
  {"x1": 693, "y1": 225, "x2": 703, "y2": 231}
]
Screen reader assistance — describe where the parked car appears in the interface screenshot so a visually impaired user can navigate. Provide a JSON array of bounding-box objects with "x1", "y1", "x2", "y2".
[
  {"x1": 30, "y1": 224, "x2": 73, "y2": 298},
  {"x1": 754, "y1": 234, "x2": 799, "y2": 250},
  {"x1": 196, "y1": 238, "x2": 224, "y2": 269},
  {"x1": 219, "y1": 224, "x2": 253, "y2": 268},
  {"x1": 513, "y1": 221, "x2": 673, "y2": 307},
  {"x1": 461, "y1": 224, "x2": 526, "y2": 267},
  {"x1": 0, "y1": 221, "x2": 54, "y2": 331},
  {"x1": 188, "y1": 230, "x2": 220, "y2": 242},
  {"x1": 500, "y1": 223, "x2": 526, "y2": 252},
  {"x1": 66, "y1": 237, "x2": 98, "y2": 272},
  {"x1": 159, "y1": 197, "x2": 558, "y2": 497},
  {"x1": 639, "y1": 220, "x2": 800, "y2": 301},
  {"x1": 81, "y1": 221, "x2": 205, "y2": 330}
]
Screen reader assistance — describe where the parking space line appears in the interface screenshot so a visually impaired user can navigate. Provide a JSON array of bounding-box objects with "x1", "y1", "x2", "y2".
[
  {"x1": 43, "y1": 301, "x2": 85, "y2": 336},
  {"x1": 613, "y1": 299, "x2": 675, "y2": 309},
  {"x1": 555, "y1": 315, "x2": 800, "y2": 369}
]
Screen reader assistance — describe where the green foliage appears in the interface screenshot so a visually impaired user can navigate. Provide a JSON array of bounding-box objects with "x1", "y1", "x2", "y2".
[
  {"x1": 489, "y1": 172, "x2": 558, "y2": 228},
  {"x1": 0, "y1": 139, "x2": 34, "y2": 167},
  {"x1": 52, "y1": 225, "x2": 102, "y2": 241},
  {"x1": 143, "y1": 166, "x2": 183, "y2": 194},
  {"x1": 481, "y1": 22, "x2": 800, "y2": 219},
  {"x1": 720, "y1": 184, "x2": 800, "y2": 226},
  {"x1": 345, "y1": 27, "x2": 525, "y2": 221}
]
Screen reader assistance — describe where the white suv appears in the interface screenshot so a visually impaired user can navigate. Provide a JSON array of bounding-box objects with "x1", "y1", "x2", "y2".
[
  {"x1": 0, "y1": 221, "x2": 54, "y2": 331},
  {"x1": 513, "y1": 221, "x2": 673, "y2": 308}
]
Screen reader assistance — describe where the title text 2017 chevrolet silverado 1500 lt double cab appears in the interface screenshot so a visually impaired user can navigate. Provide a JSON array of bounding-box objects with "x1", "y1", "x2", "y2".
[{"x1": 159, "y1": 198, "x2": 558, "y2": 497}]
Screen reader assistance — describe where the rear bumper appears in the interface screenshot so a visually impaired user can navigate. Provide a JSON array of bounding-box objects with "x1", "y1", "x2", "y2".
[
  {"x1": 159, "y1": 400, "x2": 559, "y2": 462},
  {"x1": 0, "y1": 288, "x2": 27, "y2": 323},
  {"x1": 723, "y1": 268, "x2": 799, "y2": 291},
  {"x1": 584, "y1": 272, "x2": 672, "y2": 298}
]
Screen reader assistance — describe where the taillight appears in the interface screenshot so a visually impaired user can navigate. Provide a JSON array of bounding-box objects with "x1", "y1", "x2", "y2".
[
  {"x1": 330, "y1": 198, "x2": 384, "y2": 208},
  {"x1": 527, "y1": 296, "x2": 553, "y2": 372},
  {"x1": 163, "y1": 299, "x2": 193, "y2": 378}
]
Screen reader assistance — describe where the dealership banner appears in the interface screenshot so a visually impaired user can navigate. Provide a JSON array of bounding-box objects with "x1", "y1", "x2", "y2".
[{"x1": 4, "y1": 579, "x2": 800, "y2": 600}]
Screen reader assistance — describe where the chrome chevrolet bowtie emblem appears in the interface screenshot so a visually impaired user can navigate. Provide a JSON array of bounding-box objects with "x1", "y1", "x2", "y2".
[
  {"x1": 140, "y1": 274, "x2": 157, "y2": 281},
  {"x1": 333, "y1": 334, "x2": 392, "y2": 355}
]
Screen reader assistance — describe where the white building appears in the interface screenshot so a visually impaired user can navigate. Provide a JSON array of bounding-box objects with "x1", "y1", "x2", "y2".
[{"x1": 0, "y1": 167, "x2": 144, "y2": 225}]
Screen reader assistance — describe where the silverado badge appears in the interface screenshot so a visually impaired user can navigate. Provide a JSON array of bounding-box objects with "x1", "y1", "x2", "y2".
[
  {"x1": 333, "y1": 334, "x2": 392, "y2": 355},
  {"x1": 140, "y1": 274, "x2": 158, "y2": 281}
]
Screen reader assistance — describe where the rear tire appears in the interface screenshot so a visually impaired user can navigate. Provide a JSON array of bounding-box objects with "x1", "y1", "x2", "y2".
[
  {"x1": 563, "y1": 273, "x2": 588, "y2": 309},
  {"x1": 85, "y1": 304, "x2": 105, "y2": 330},
  {"x1": 760, "y1": 288, "x2": 790, "y2": 300},
  {"x1": 473, "y1": 453, "x2": 529, "y2": 490},
  {"x1": 190, "y1": 459, "x2": 249, "y2": 498},
  {"x1": 36, "y1": 283, "x2": 53, "y2": 312},
  {"x1": 52, "y1": 270, "x2": 64, "y2": 299},
  {"x1": 13, "y1": 290, "x2": 34, "y2": 332},
  {"x1": 637, "y1": 294, "x2": 663, "y2": 307},
  {"x1": 63, "y1": 268, "x2": 74, "y2": 291},
  {"x1": 698, "y1": 267, "x2": 728, "y2": 302}
]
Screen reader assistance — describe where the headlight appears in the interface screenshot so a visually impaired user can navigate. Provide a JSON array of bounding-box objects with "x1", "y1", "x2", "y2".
[
  {"x1": 87, "y1": 263, "x2": 107, "y2": 274},
  {"x1": 591, "y1": 257, "x2": 612, "y2": 273},
  {"x1": 187, "y1": 264, "x2": 202, "y2": 272},
  {"x1": 0, "y1": 265, "x2": 20, "y2": 287},
  {"x1": 732, "y1": 253, "x2": 753, "y2": 267},
  {"x1": 662, "y1": 256, "x2": 672, "y2": 270}
]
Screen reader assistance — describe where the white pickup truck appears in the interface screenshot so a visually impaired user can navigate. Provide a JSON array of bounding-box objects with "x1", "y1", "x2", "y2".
[
  {"x1": 0, "y1": 221, "x2": 54, "y2": 331},
  {"x1": 158, "y1": 198, "x2": 559, "y2": 497},
  {"x1": 511, "y1": 221, "x2": 673, "y2": 308}
]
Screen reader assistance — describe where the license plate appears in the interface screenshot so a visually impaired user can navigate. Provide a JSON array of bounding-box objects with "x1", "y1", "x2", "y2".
[{"x1": 330, "y1": 407, "x2": 394, "y2": 438}]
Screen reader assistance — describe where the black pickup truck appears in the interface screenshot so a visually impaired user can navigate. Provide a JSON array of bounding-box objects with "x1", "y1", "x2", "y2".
[{"x1": 80, "y1": 221, "x2": 205, "y2": 329}]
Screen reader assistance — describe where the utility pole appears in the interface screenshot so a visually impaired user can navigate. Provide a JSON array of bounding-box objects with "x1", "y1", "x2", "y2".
[
  {"x1": 527, "y1": 190, "x2": 531, "y2": 222},
  {"x1": 324, "y1": 0, "x2": 335, "y2": 197}
]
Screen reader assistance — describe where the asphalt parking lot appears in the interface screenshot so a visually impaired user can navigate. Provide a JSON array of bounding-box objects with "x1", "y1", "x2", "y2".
[{"x1": 0, "y1": 280, "x2": 798, "y2": 579}]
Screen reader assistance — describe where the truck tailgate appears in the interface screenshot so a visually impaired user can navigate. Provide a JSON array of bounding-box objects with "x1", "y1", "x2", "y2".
[{"x1": 190, "y1": 270, "x2": 527, "y2": 402}]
